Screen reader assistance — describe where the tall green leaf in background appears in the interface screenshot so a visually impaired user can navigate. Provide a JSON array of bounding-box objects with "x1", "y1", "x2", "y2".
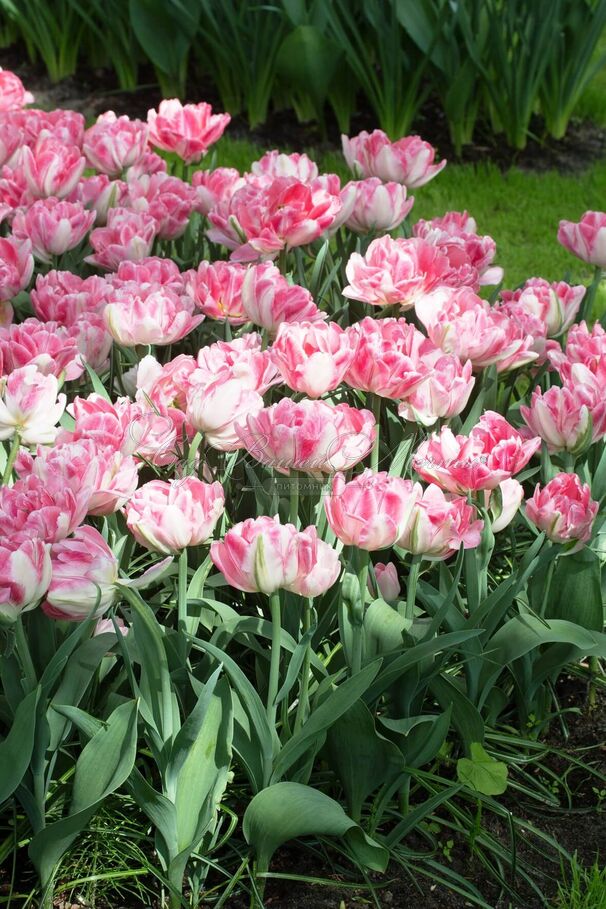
[{"x1": 129, "y1": 0, "x2": 201, "y2": 96}]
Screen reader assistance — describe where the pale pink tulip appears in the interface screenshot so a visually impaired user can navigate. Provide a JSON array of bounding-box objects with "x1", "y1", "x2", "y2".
[
  {"x1": 0, "y1": 318, "x2": 84, "y2": 380},
  {"x1": 186, "y1": 260, "x2": 248, "y2": 324},
  {"x1": 345, "y1": 178, "x2": 414, "y2": 233},
  {"x1": 557, "y1": 211, "x2": 606, "y2": 268},
  {"x1": 0, "y1": 534, "x2": 51, "y2": 624},
  {"x1": 484, "y1": 478, "x2": 524, "y2": 533},
  {"x1": 191, "y1": 167, "x2": 244, "y2": 216},
  {"x1": 125, "y1": 151, "x2": 167, "y2": 180},
  {"x1": 548, "y1": 320, "x2": 606, "y2": 385},
  {"x1": 241, "y1": 262, "x2": 325, "y2": 332},
  {"x1": 325, "y1": 469, "x2": 421, "y2": 550},
  {"x1": 526, "y1": 473, "x2": 598, "y2": 548},
  {"x1": 373, "y1": 562, "x2": 401, "y2": 601},
  {"x1": 187, "y1": 374, "x2": 264, "y2": 451},
  {"x1": 251, "y1": 151, "x2": 319, "y2": 182},
  {"x1": 0, "y1": 69, "x2": 34, "y2": 111},
  {"x1": 94, "y1": 616, "x2": 129, "y2": 636},
  {"x1": 0, "y1": 236, "x2": 34, "y2": 301},
  {"x1": 343, "y1": 236, "x2": 448, "y2": 309},
  {"x1": 0, "y1": 121, "x2": 24, "y2": 167},
  {"x1": 412, "y1": 211, "x2": 503, "y2": 288},
  {"x1": 397, "y1": 484, "x2": 483, "y2": 560},
  {"x1": 193, "y1": 334, "x2": 280, "y2": 392},
  {"x1": 0, "y1": 473, "x2": 91, "y2": 543},
  {"x1": 12, "y1": 197, "x2": 95, "y2": 263},
  {"x1": 69, "y1": 174, "x2": 128, "y2": 224},
  {"x1": 31, "y1": 271, "x2": 110, "y2": 324},
  {"x1": 521, "y1": 380, "x2": 606, "y2": 454},
  {"x1": 125, "y1": 476, "x2": 224, "y2": 553},
  {"x1": 110, "y1": 256, "x2": 185, "y2": 292},
  {"x1": 86, "y1": 208, "x2": 157, "y2": 271},
  {"x1": 342, "y1": 130, "x2": 446, "y2": 188},
  {"x1": 44, "y1": 526, "x2": 119, "y2": 621},
  {"x1": 104, "y1": 284, "x2": 203, "y2": 346},
  {"x1": 398, "y1": 353, "x2": 475, "y2": 426},
  {"x1": 21, "y1": 134, "x2": 85, "y2": 198},
  {"x1": 210, "y1": 515, "x2": 339, "y2": 596},
  {"x1": 236, "y1": 398, "x2": 375, "y2": 473},
  {"x1": 0, "y1": 365, "x2": 65, "y2": 445},
  {"x1": 68, "y1": 312, "x2": 113, "y2": 372},
  {"x1": 344, "y1": 317, "x2": 428, "y2": 399},
  {"x1": 272, "y1": 321, "x2": 354, "y2": 397},
  {"x1": 147, "y1": 99, "x2": 230, "y2": 163},
  {"x1": 499, "y1": 278, "x2": 585, "y2": 338},
  {"x1": 413, "y1": 412, "x2": 541, "y2": 494},
  {"x1": 83, "y1": 111, "x2": 148, "y2": 176},
  {"x1": 125, "y1": 172, "x2": 196, "y2": 240}
]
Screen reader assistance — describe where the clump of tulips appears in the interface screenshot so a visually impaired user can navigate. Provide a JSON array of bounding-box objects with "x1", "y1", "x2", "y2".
[{"x1": 0, "y1": 68, "x2": 605, "y2": 909}]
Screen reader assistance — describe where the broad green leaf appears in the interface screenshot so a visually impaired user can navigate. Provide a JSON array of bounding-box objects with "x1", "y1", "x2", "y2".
[
  {"x1": 0, "y1": 687, "x2": 40, "y2": 804},
  {"x1": 364, "y1": 598, "x2": 411, "y2": 656},
  {"x1": 128, "y1": 592, "x2": 176, "y2": 745},
  {"x1": 542, "y1": 549, "x2": 603, "y2": 632},
  {"x1": 429, "y1": 675, "x2": 485, "y2": 747},
  {"x1": 456, "y1": 742, "x2": 508, "y2": 796},
  {"x1": 276, "y1": 25, "x2": 341, "y2": 105},
  {"x1": 129, "y1": 0, "x2": 193, "y2": 80},
  {"x1": 243, "y1": 782, "x2": 388, "y2": 874}
]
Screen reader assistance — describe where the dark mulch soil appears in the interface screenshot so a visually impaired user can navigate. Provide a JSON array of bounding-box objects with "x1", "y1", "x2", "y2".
[{"x1": 2, "y1": 46, "x2": 606, "y2": 175}]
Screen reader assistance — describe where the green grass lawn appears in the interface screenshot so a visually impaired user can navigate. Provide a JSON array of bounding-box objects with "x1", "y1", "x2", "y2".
[{"x1": 214, "y1": 137, "x2": 606, "y2": 304}]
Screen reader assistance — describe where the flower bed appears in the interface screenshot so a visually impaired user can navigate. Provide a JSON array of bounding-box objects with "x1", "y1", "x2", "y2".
[{"x1": 0, "y1": 69, "x2": 605, "y2": 908}]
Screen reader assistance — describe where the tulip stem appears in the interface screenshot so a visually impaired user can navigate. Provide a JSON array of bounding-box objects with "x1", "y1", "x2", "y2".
[
  {"x1": 582, "y1": 264, "x2": 602, "y2": 325},
  {"x1": 352, "y1": 552, "x2": 369, "y2": 674},
  {"x1": 1, "y1": 433, "x2": 20, "y2": 485},
  {"x1": 294, "y1": 598, "x2": 312, "y2": 733},
  {"x1": 370, "y1": 394, "x2": 382, "y2": 472},
  {"x1": 267, "y1": 591, "x2": 282, "y2": 734},
  {"x1": 15, "y1": 616, "x2": 37, "y2": 693},
  {"x1": 177, "y1": 547, "x2": 189, "y2": 643},
  {"x1": 289, "y1": 471, "x2": 299, "y2": 527},
  {"x1": 404, "y1": 555, "x2": 422, "y2": 621}
]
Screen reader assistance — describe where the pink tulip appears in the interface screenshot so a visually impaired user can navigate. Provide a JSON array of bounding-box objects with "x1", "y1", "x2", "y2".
[
  {"x1": 272, "y1": 321, "x2": 354, "y2": 397},
  {"x1": 0, "y1": 318, "x2": 84, "y2": 380},
  {"x1": 125, "y1": 172, "x2": 196, "y2": 240},
  {"x1": 21, "y1": 134, "x2": 85, "y2": 199},
  {"x1": 0, "y1": 236, "x2": 34, "y2": 301},
  {"x1": 0, "y1": 365, "x2": 66, "y2": 445},
  {"x1": 373, "y1": 562, "x2": 401, "y2": 601},
  {"x1": 484, "y1": 478, "x2": 524, "y2": 533},
  {"x1": 344, "y1": 178, "x2": 414, "y2": 234},
  {"x1": 0, "y1": 473, "x2": 90, "y2": 543},
  {"x1": 104, "y1": 284, "x2": 203, "y2": 346},
  {"x1": 241, "y1": 262, "x2": 325, "y2": 333},
  {"x1": 413, "y1": 412, "x2": 541, "y2": 494},
  {"x1": 344, "y1": 317, "x2": 428, "y2": 399},
  {"x1": 343, "y1": 236, "x2": 448, "y2": 309},
  {"x1": 126, "y1": 476, "x2": 225, "y2": 553},
  {"x1": 398, "y1": 352, "x2": 474, "y2": 427},
  {"x1": 44, "y1": 526, "x2": 119, "y2": 621},
  {"x1": 526, "y1": 473, "x2": 598, "y2": 548},
  {"x1": 557, "y1": 211, "x2": 606, "y2": 268},
  {"x1": 86, "y1": 208, "x2": 158, "y2": 271},
  {"x1": 191, "y1": 166, "x2": 245, "y2": 216},
  {"x1": 94, "y1": 616, "x2": 128, "y2": 636},
  {"x1": 342, "y1": 129, "x2": 446, "y2": 188},
  {"x1": 413, "y1": 212, "x2": 503, "y2": 289},
  {"x1": 251, "y1": 151, "x2": 319, "y2": 182},
  {"x1": 0, "y1": 534, "x2": 51, "y2": 624},
  {"x1": 12, "y1": 197, "x2": 95, "y2": 263},
  {"x1": 499, "y1": 278, "x2": 585, "y2": 338},
  {"x1": 125, "y1": 151, "x2": 167, "y2": 180},
  {"x1": 110, "y1": 256, "x2": 185, "y2": 292},
  {"x1": 325, "y1": 469, "x2": 421, "y2": 550},
  {"x1": 548, "y1": 320, "x2": 606, "y2": 385},
  {"x1": 521, "y1": 380, "x2": 606, "y2": 454},
  {"x1": 31, "y1": 271, "x2": 110, "y2": 324},
  {"x1": 0, "y1": 121, "x2": 24, "y2": 167},
  {"x1": 39, "y1": 109, "x2": 85, "y2": 147},
  {"x1": 0, "y1": 69, "x2": 34, "y2": 111},
  {"x1": 83, "y1": 111, "x2": 148, "y2": 176},
  {"x1": 186, "y1": 260, "x2": 248, "y2": 324},
  {"x1": 147, "y1": 99, "x2": 230, "y2": 164},
  {"x1": 236, "y1": 398, "x2": 375, "y2": 474},
  {"x1": 69, "y1": 174, "x2": 128, "y2": 224},
  {"x1": 397, "y1": 484, "x2": 483, "y2": 560},
  {"x1": 210, "y1": 515, "x2": 339, "y2": 596},
  {"x1": 193, "y1": 334, "x2": 280, "y2": 392},
  {"x1": 207, "y1": 176, "x2": 342, "y2": 261},
  {"x1": 187, "y1": 373, "x2": 264, "y2": 451},
  {"x1": 68, "y1": 312, "x2": 113, "y2": 372},
  {"x1": 416, "y1": 287, "x2": 538, "y2": 373}
]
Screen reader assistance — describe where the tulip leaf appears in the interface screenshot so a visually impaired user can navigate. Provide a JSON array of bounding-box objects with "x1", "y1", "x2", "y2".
[
  {"x1": 243, "y1": 782, "x2": 388, "y2": 875},
  {"x1": 540, "y1": 549, "x2": 603, "y2": 632},
  {"x1": 276, "y1": 25, "x2": 341, "y2": 106},
  {"x1": 364, "y1": 597, "x2": 411, "y2": 656},
  {"x1": 0, "y1": 687, "x2": 40, "y2": 804},
  {"x1": 457, "y1": 742, "x2": 508, "y2": 796}
]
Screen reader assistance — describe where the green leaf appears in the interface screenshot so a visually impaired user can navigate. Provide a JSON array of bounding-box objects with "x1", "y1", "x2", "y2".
[
  {"x1": 0, "y1": 687, "x2": 40, "y2": 804},
  {"x1": 129, "y1": 0, "x2": 194, "y2": 80},
  {"x1": 243, "y1": 782, "x2": 388, "y2": 874},
  {"x1": 543, "y1": 549, "x2": 603, "y2": 632},
  {"x1": 456, "y1": 742, "x2": 508, "y2": 796},
  {"x1": 364, "y1": 598, "x2": 411, "y2": 656},
  {"x1": 276, "y1": 25, "x2": 341, "y2": 105}
]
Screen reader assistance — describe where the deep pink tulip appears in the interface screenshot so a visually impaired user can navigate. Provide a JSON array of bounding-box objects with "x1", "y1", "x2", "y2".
[
  {"x1": 342, "y1": 129, "x2": 446, "y2": 188},
  {"x1": 344, "y1": 317, "x2": 428, "y2": 399},
  {"x1": 557, "y1": 211, "x2": 606, "y2": 268},
  {"x1": 186, "y1": 260, "x2": 248, "y2": 324},
  {"x1": 0, "y1": 236, "x2": 34, "y2": 301},
  {"x1": 413, "y1": 211, "x2": 502, "y2": 288},
  {"x1": 343, "y1": 236, "x2": 448, "y2": 309},
  {"x1": 526, "y1": 473, "x2": 598, "y2": 548},
  {"x1": 413, "y1": 412, "x2": 541, "y2": 494},
  {"x1": 397, "y1": 484, "x2": 483, "y2": 560},
  {"x1": 0, "y1": 69, "x2": 34, "y2": 111},
  {"x1": 125, "y1": 172, "x2": 196, "y2": 240},
  {"x1": 86, "y1": 208, "x2": 158, "y2": 271},
  {"x1": 0, "y1": 365, "x2": 66, "y2": 445},
  {"x1": 31, "y1": 271, "x2": 110, "y2": 324},
  {"x1": 210, "y1": 515, "x2": 340, "y2": 596},
  {"x1": 236, "y1": 398, "x2": 375, "y2": 474},
  {"x1": 241, "y1": 262, "x2": 325, "y2": 333},
  {"x1": 0, "y1": 534, "x2": 51, "y2": 624},
  {"x1": 0, "y1": 317, "x2": 84, "y2": 380},
  {"x1": 0, "y1": 473, "x2": 91, "y2": 543},
  {"x1": 398, "y1": 351, "x2": 475, "y2": 427},
  {"x1": 325, "y1": 469, "x2": 421, "y2": 550},
  {"x1": 272, "y1": 321, "x2": 354, "y2": 397},
  {"x1": 0, "y1": 121, "x2": 24, "y2": 167},
  {"x1": 44, "y1": 526, "x2": 119, "y2": 621},
  {"x1": 21, "y1": 134, "x2": 85, "y2": 199},
  {"x1": 12, "y1": 197, "x2": 95, "y2": 263},
  {"x1": 83, "y1": 111, "x2": 148, "y2": 176},
  {"x1": 344, "y1": 177, "x2": 414, "y2": 234},
  {"x1": 147, "y1": 99, "x2": 230, "y2": 164},
  {"x1": 110, "y1": 256, "x2": 185, "y2": 292},
  {"x1": 126, "y1": 476, "x2": 224, "y2": 554}
]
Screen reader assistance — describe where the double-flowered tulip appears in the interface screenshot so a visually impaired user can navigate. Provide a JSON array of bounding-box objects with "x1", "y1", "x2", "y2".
[{"x1": 526, "y1": 473, "x2": 598, "y2": 549}]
